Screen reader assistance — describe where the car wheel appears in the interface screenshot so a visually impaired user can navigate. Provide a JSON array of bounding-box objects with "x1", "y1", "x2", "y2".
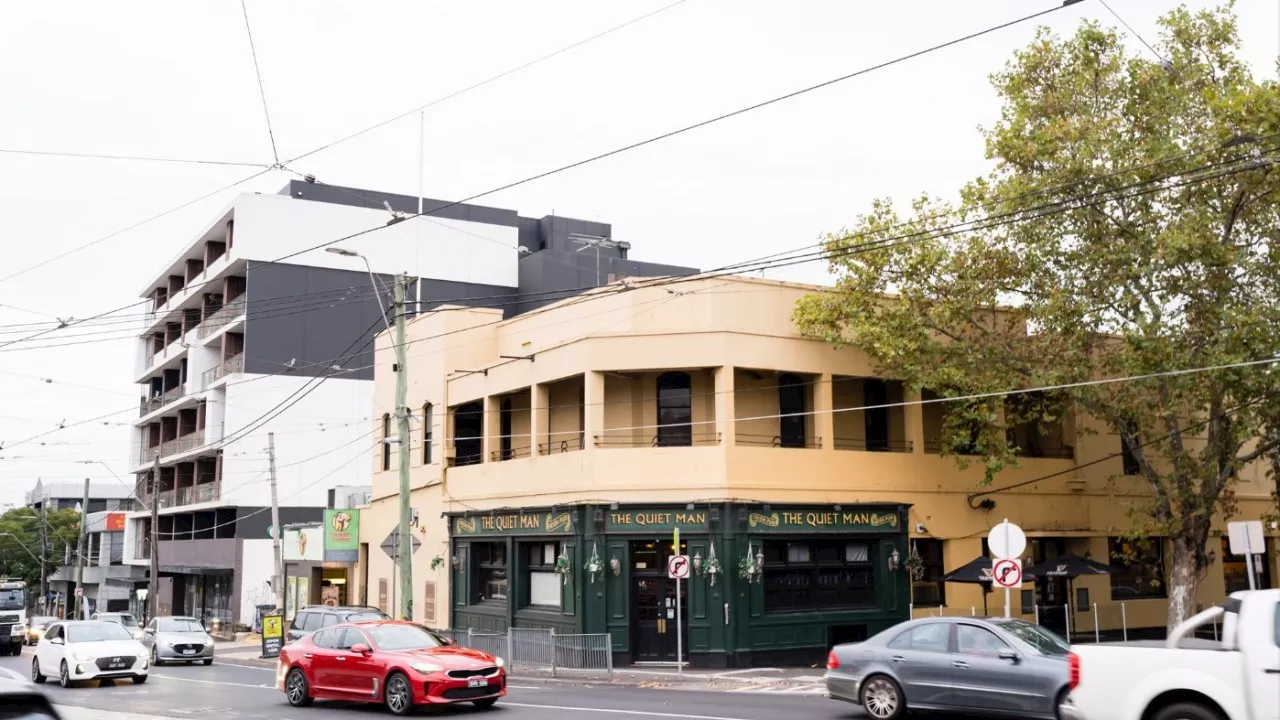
[
  {"x1": 472, "y1": 697, "x2": 498, "y2": 710},
  {"x1": 31, "y1": 657, "x2": 46, "y2": 684},
  {"x1": 150, "y1": 646, "x2": 164, "y2": 667},
  {"x1": 133, "y1": 674, "x2": 148, "y2": 685},
  {"x1": 384, "y1": 672, "x2": 413, "y2": 716},
  {"x1": 1152, "y1": 702, "x2": 1222, "y2": 720},
  {"x1": 860, "y1": 674, "x2": 904, "y2": 720},
  {"x1": 59, "y1": 661, "x2": 72, "y2": 689},
  {"x1": 9, "y1": 645, "x2": 19, "y2": 656},
  {"x1": 285, "y1": 668, "x2": 313, "y2": 708},
  {"x1": 202, "y1": 659, "x2": 213, "y2": 666}
]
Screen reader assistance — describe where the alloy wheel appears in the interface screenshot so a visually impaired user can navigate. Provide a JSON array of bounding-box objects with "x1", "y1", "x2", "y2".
[
  {"x1": 286, "y1": 669, "x2": 307, "y2": 705},
  {"x1": 385, "y1": 674, "x2": 411, "y2": 715},
  {"x1": 862, "y1": 677, "x2": 899, "y2": 719},
  {"x1": 59, "y1": 661, "x2": 70, "y2": 689}
]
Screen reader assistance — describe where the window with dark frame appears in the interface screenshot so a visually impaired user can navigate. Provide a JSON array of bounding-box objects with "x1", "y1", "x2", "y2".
[
  {"x1": 910, "y1": 539, "x2": 946, "y2": 607},
  {"x1": 1109, "y1": 537, "x2": 1167, "y2": 599},
  {"x1": 473, "y1": 542, "x2": 508, "y2": 603},
  {"x1": 778, "y1": 373, "x2": 808, "y2": 448},
  {"x1": 1119, "y1": 417, "x2": 1141, "y2": 475},
  {"x1": 864, "y1": 379, "x2": 889, "y2": 451},
  {"x1": 422, "y1": 403, "x2": 433, "y2": 465},
  {"x1": 656, "y1": 372, "x2": 693, "y2": 447},
  {"x1": 762, "y1": 539, "x2": 876, "y2": 613},
  {"x1": 500, "y1": 398, "x2": 513, "y2": 460},
  {"x1": 524, "y1": 541, "x2": 562, "y2": 609},
  {"x1": 453, "y1": 402, "x2": 483, "y2": 466},
  {"x1": 381, "y1": 413, "x2": 391, "y2": 471}
]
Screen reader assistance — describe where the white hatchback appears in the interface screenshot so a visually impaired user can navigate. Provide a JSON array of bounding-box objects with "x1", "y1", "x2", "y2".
[{"x1": 32, "y1": 621, "x2": 149, "y2": 688}]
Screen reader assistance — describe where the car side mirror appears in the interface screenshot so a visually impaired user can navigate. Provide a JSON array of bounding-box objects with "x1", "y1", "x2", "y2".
[
  {"x1": 50, "y1": 638, "x2": 63, "y2": 645},
  {"x1": 998, "y1": 649, "x2": 1020, "y2": 664},
  {"x1": 144, "y1": 628, "x2": 155, "y2": 635},
  {"x1": 350, "y1": 643, "x2": 370, "y2": 655}
]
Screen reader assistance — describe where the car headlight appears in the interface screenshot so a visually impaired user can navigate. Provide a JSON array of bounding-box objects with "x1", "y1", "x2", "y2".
[
  {"x1": 493, "y1": 656, "x2": 505, "y2": 668},
  {"x1": 410, "y1": 662, "x2": 444, "y2": 674},
  {"x1": 73, "y1": 651, "x2": 94, "y2": 662},
  {"x1": 9, "y1": 626, "x2": 22, "y2": 635}
]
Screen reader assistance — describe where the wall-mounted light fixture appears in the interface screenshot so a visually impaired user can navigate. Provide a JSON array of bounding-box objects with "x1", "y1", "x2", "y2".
[
  {"x1": 888, "y1": 548, "x2": 901, "y2": 572},
  {"x1": 610, "y1": 557, "x2": 621, "y2": 576},
  {"x1": 451, "y1": 555, "x2": 461, "y2": 569},
  {"x1": 692, "y1": 552, "x2": 703, "y2": 575}
]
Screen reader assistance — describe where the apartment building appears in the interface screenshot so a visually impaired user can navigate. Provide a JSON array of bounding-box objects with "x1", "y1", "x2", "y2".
[
  {"x1": 121, "y1": 180, "x2": 693, "y2": 630},
  {"x1": 25, "y1": 480, "x2": 135, "y2": 514},
  {"x1": 47, "y1": 511, "x2": 147, "y2": 618},
  {"x1": 356, "y1": 275, "x2": 1278, "y2": 667}
]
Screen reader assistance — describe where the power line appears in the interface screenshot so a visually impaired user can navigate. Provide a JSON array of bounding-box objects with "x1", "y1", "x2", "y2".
[
  {"x1": 1098, "y1": 0, "x2": 1164, "y2": 61},
  {"x1": 239, "y1": 0, "x2": 280, "y2": 166},
  {"x1": 0, "y1": 147, "x2": 270, "y2": 169}
]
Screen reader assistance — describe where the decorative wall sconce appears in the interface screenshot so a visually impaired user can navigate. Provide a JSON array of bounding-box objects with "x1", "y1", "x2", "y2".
[
  {"x1": 584, "y1": 543, "x2": 603, "y2": 584},
  {"x1": 451, "y1": 555, "x2": 461, "y2": 569},
  {"x1": 888, "y1": 548, "x2": 901, "y2": 572},
  {"x1": 692, "y1": 552, "x2": 703, "y2": 575},
  {"x1": 609, "y1": 557, "x2": 621, "y2": 576},
  {"x1": 555, "y1": 550, "x2": 572, "y2": 586}
]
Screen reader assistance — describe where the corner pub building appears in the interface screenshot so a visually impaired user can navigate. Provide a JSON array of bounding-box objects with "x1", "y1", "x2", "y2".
[
  {"x1": 448, "y1": 503, "x2": 909, "y2": 666},
  {"x1": 356, "y1": 276, "x2": 1280, "y2": 669}
]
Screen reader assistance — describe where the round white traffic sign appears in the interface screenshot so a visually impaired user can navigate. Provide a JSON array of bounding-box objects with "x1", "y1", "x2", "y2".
[
  {"x1": 987, "y1": 520, "x2": 1026, "y2": 559},
  {"x1": 667, "y1": 554, "x2": 690, "y2": 579},
  {"x1": 992, "y1": 558, "x2": 1022, "y2": 588}
]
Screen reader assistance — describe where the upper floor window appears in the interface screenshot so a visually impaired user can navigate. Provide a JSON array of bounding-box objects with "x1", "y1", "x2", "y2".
[
  {"x1": 656, "y1": 372, "x2": 692, "y2": 447},
  {"x1": 381, "y1": 413, "x2": 392, "y2": 471},
  {"x1": 863, "y1": 379, "x2": 889, "y2": 451},
  {"x1": 500, "y1": 398, "x2": 514, "y2": 460},
  {"x1": 454, "y1": 402, "x2": 483, "y2": 466},
  {"x1": 778, "y1": 373, "x2": 807, "y2": 448},
  {"x1": 1119, "y1": 417, "x2": 1140, "y2": 475},
  {"x1": 422, "y1": 403, "x2": 433, "y2": 465}
]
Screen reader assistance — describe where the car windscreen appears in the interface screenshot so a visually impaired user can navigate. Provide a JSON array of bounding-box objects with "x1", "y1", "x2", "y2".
[
  {"x1": 66, "y1": 623, "x2": 135, "y2": 643},
  {"x1": 116, "y1": 614, "x2": 138, "y2": 627},
  {"x1": 992, "y1": 619, "x2": 1070, "y2": 656},
  {"x1": 158, "y1": 618, "x2": 204, "y2": 633},
  {"x1": 367, "y1": 625, "x2": 448, "y2": 651},
  {"x1": 0, "y1": 589, "x2": 23, "y2": 611}
]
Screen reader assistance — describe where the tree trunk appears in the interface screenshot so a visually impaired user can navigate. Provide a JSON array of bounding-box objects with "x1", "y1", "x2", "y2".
[{"x1": 1166, "y1": 537, "x2": 1202, "y2": 635}]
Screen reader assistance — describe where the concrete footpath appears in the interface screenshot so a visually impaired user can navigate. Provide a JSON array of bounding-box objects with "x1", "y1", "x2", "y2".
[{"x1": 214, "y1": 639, "x2": 828, "y2": 695}]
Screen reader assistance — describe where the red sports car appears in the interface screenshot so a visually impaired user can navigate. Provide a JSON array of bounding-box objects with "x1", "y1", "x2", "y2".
[{"x1": 276, "y1": 620, "x2": 505, "y2": 715}]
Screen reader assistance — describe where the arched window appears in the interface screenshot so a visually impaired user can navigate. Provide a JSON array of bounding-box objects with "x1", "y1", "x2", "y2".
[
  {"x1": 422, "y1": 403, "x2": 433, "y2": 465},
  {"x1": 454, "y1": 402, "x2": 483, "y2": 466},
  {"x1": 778, "y1": 374, "x2": 807, "y2": 448},
  {"x1": 656, "y1": 372, "x2": 692, "y2": 447},
  {"x1": 381, "y1": 413, "x2": 392, "y2": 470}
]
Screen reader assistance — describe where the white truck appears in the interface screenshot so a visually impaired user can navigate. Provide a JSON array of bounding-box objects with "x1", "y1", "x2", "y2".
[
  {"x1": 1061, "y1": 589, "x2": 1280, "y2": 720},
  {"x1": 0, "y1": 579, "x2": 29, "y2": 656}
]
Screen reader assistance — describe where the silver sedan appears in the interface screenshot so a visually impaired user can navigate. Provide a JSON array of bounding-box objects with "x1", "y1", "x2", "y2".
[
  {"x1": 140, "y1": 616, "x2": 215, "y2": 666},
  {"x1": 825, "y1": 616, "x2": 1071, "y2": 719}
]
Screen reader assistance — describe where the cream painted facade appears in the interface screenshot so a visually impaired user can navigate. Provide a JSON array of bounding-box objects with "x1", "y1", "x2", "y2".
[{"x1": 355, "y1": 275, "x2": 1278, "y2": 663}]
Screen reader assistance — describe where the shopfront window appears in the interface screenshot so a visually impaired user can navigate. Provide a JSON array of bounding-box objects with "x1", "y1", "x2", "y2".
[
  {"x1": 910, "y1": 539, "x2": 946, "y2": 607},
  {"x1": 1109, "y1": 537, "x2": 1166, "y2": 599},
  {"x1": 473, "y1": 542, "x2": 508, "y2": 604},
  {"x1": 763, "y1": 539, "x2": 875, "y2": 613},
  {"x1": 524, "y1": 542, "x2": 561, "y2": 609},
  {"x1": 1222, "y1": 537, "x2": 1272, "y2": 594}
]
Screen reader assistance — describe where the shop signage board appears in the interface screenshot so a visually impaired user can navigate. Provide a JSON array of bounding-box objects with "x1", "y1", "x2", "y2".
[
  {"x1": 606, "y1": 509, "x2": 709, "y2": 533},
  {"x1": 452, "y1": 510, "x2": 576, "y2": 536},
  {"x1": 260, "y1": 611, "x2": 283, "y2": 659},
  {"x1": 323, "y1": 509, "x2": 360, "y2": 562},
  {"x1": 744, "y1": 507, "x2": 900, "y2": 532},
  {"x1": 105, "y1": 513, "x2": 126, "y2": 532}
]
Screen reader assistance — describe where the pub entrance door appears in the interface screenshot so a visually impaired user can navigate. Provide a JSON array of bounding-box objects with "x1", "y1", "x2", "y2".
[{"x1": 630, "y1": 539, "x2": 687, "y2": 663}]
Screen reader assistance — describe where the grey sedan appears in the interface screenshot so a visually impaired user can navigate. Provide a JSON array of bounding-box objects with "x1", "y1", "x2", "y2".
[
  {"x1": 140, "y1": 616, "x2": 214, "y2": 665},
  {"x1": 825, "y1": 616, "x2": 1070, "y2": 719}
]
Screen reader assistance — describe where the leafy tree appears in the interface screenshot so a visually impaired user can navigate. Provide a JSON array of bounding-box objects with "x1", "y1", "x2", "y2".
[
  {"x1": 794, "y1": 4, "x2": 1280, "y2": 631},
  {"x1": 0, "y1": 507, "x2": 81, "y2": 595}
]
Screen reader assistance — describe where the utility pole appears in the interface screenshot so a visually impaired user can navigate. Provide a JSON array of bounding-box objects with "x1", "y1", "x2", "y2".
[
  {"x1": 38, "y1": 501, "x2": 48, "y2": 610},
  {"x1": 148, "y1": 453, "x2": 160, "y2": 623},
  {"x1": 267, "y1": 432, "x2": 283, "y2": 611},
  {"x1": 394, "y1": 273, "x2": 413, "y2": 621},
  {"x1": 73, "y1": 478, "x2": 88, "y2": 620}
]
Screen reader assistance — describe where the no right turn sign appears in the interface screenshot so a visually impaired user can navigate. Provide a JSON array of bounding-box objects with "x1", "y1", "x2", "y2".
[{"x1": 992, "y1": 558, "x2": 1023, "y2": 588}]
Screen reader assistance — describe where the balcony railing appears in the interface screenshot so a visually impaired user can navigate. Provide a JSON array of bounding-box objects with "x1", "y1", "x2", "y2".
[
  {"x1": 489, "y1": 444, "x2": 532, "y2": 462},
  {"x1": 174, "y1": 430, "x2": 205, "y2": 455},
  {"x1": 833, "y1": 438, "x2": 915, "y2": 453},
  {"x1": 175, "y1": 482, "x2": 219, "y2": 507},
  {"x1": 201, "y1": 352, "x2": 245, "y2": 389},
  {"x1": 736, "y1": 433, "x2": 823, "y2": 449},
  {"x1": 196, "y1": 297, "x2": 246, "y2": 339},
  {"x1": 537, "y1": 437, "x2": 584, "y2": 455},
  {"x1": 594, "y1": 432, "x2": 722, "y2": 448},
  {"x1": 138, "y1": 385, "x2": 186, "y2": 417}
]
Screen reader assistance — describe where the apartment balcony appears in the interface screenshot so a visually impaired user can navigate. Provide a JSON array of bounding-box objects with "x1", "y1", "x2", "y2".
[
  {"x1": 139, "y1": 385, "x2": 185, "y2": 417},
  {"x1": 137, "y1": 430, "x2": 208, "y2": 465},
  {"x1": 594, "y1": 431, "x2": 723, "y2": 448},
  {"x1": 201, "y1": 353, "x2": 244, "y2": 389},
  {"x1": 141, "y1": 481, "x2": 219, "y2": 510},
  {"x1": 834, "y1": 437, "x2": 914, "y2": 453},
  {"x1": 196, "y1": 296, "x2": 246, "y2": 341}
]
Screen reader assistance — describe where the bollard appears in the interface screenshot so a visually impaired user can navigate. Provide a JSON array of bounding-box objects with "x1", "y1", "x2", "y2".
[
  {"x1": 606, "y1": 632, "x2": 614, "y2": 680},
  {"x1": 1064, "y1": 604, "x2": 1072, "y2": 642},
  {"x1": 1121, "y1": 602, "x2": 1127, "y2": 642},
  {"x1": 1093, "y1": 603, "x2": 1100, "y2": 643},
  {"x1": 1034, "y1": 603, "x2": 1040, "y2": 626},
  {"x1": 550, "y1": 627, "x2": 557, "y2": 678}
]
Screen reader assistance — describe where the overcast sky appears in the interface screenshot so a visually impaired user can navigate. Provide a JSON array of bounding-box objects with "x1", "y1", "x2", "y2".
[{"x1": 0, "y1": 0, "x2": 1275, "y2": 507}]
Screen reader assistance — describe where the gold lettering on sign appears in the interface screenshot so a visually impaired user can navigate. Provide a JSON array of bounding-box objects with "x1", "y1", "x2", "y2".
[
  {"x1": 546, "y1": 513, "x2": 572, "y2": 533},
  {"x1": 610, "y1": 513, "x2": 630, "y2": 525},
  {"x1": 674, "y1": 512, "x2": 706, "y2": 526},
  {"x1": 455, "y1": 517, "x2": 477, "y2": 534},
  {"x1": 748, "y1": 512, "x2": 780, "y2": 528}
]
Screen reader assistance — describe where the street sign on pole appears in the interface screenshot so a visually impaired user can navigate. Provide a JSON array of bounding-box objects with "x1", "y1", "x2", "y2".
[
  {"x1": 667, "y1": 555, "x2": 690, "y2": 579},
  {"x1": 992, "y1": 558, "x2": 1023, "y2": 589},
  {"x1": 1227, "y1": 520, "x2": 1266, "y2": 591},
  {"x1": 380, "y1": 531, "x2": 421, "y2": 558},
  {"x1": 988, "y1": 519, "x2": 1026, "y2": 618},
  {"x1": 667, "y1": 553, "x2": 688, "y2": 677}
]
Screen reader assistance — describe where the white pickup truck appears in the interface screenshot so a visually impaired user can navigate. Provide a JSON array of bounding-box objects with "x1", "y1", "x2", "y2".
[{"x1": 1061, "y1": 589, "x2": 1280, "y2": 720}]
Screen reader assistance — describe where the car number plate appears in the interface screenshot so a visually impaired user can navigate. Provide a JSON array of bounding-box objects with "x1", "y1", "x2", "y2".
[
  {"x1": 182, "y1": 649, "x2": 196, "y2": 655},
  {"x1": 467, "y1": 678, "x2": 487, "y2": 688},
  {"x1": 109, "y1": 660, "x2": 126, "y2": 668}
]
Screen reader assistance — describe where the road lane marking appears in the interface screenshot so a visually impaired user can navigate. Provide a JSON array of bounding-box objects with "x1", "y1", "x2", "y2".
[
  {"x1": 501, "y1": 702, "x2": 766, "y2": 719},
  {"x1": 150, "y1": 673, "x2": 275, "y2": 689}
]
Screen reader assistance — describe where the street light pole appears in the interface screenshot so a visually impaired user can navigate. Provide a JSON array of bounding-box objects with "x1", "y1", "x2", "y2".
[
  {"x1": 74, "y1": 478, "x2": 89, "y2": 620},
  {"x1": 393, "y1": 273, "x2": 413, "y2": 621}
]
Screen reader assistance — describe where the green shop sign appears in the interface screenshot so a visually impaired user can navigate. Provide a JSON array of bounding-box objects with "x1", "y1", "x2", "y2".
[
  {"x1": 452, "y1": 510, "x2": 576, "y2": 536},
  {"x1": 605, "y1": 509, "x2": 708, "y2": 533},
  {"x1": 745, "y1": 507, "x2": 900, "y2": 533},
  {"x1": 324, "y1": 509, "x2": 360, "y2": 562}
]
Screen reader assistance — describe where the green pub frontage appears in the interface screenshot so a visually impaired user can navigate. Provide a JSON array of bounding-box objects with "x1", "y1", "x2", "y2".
[{"x1": 448, "y1": 503, "x2": 910, "y2": 667}]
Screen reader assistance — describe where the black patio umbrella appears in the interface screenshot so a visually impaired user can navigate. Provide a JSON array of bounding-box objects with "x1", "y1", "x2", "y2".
[
  {"x1": 1023, "y1": 554, "x2": 1113, "y2": 635},
  {"x1": 942, "y1": 556, "x2": 995, "y2": 615}
]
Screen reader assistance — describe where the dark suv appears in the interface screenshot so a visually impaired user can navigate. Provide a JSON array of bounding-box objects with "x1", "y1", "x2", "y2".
[{"x1": 286, "y1": 606, "x2": 387, "y2": 643}]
